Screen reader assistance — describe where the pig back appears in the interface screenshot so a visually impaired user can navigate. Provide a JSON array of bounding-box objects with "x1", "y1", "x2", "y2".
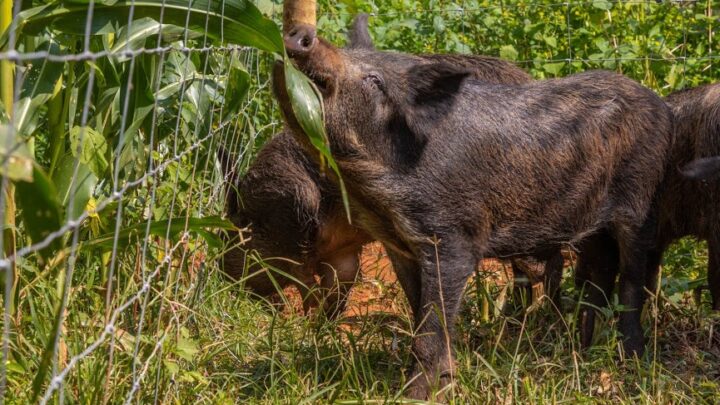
[{"x1": 402, "y1": 70, "x2": 673, "y2": 254}]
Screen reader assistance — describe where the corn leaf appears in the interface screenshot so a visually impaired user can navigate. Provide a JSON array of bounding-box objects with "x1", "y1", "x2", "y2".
[
  {"x1": 6, "y1": 0, "x2": 283, "y2": 53},
  {"x1": 282, "y1": 58, "x2": 351, "y2": 222}
]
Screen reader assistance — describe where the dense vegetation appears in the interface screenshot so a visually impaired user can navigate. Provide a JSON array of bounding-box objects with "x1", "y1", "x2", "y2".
[{"x1": 0, "y1": 0, "x2": 718, "y2": 403}]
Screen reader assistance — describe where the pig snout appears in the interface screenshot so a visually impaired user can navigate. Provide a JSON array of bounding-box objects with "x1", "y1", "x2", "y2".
[{"x1": 284, "y1": 24, "x2": 317, "y2": 56}]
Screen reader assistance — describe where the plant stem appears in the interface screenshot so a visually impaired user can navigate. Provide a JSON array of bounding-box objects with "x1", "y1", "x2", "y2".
[
  {"x1": 0, "y1": 0, "x2": 17, "y2": 319},
  {"x1": 0, "y1": 0, "x2": 11, "y2": 115}
]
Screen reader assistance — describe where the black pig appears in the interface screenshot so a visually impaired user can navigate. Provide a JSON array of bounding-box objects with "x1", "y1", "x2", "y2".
[
  {"x1": 220, "y1": 15, "x2": 561, "y2": 317},
  {"x1": 275, "y1": 26, "x2": 672, "y2": 398},
  {"x1": 576, "y1": 83, "x2": 720, "y2": 346},
  {"x1": 653, "y1": 84, "x2": 720, "y2": 306}
]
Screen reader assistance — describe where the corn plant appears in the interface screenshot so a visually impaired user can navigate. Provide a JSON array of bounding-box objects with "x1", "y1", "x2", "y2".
[{"x1": 0, "y1": 0, "x2": 313, "y2": 402}]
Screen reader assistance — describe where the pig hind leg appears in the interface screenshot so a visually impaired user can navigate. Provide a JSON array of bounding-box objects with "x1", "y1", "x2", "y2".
[
  {"x1": 708, "y1": 234, "x2": 720, "y2": 311},
  {"x1": 543, "y1": 249, "x2": 565, "y2": 310},
  {"x1": 575, "y1": 230, "x2": 619, "y2": 348}
]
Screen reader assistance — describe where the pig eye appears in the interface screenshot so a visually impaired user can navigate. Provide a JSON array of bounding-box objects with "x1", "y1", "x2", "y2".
[{"x1": 363, "y1": 73, "x2": 385, "y2": 92}]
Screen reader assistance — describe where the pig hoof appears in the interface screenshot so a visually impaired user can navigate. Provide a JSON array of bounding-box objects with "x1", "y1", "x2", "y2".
[
  {"x1": 404, "y1": 369, "x2": 453, "y2": 401},
  {"x1": 621, "y1": 337, "x2": 645, "y2": 359}
]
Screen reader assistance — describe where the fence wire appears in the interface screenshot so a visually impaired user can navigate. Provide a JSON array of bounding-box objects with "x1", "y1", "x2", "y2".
[{"x1": 0, "y1": 0, "x2": 717, "y2": 403}]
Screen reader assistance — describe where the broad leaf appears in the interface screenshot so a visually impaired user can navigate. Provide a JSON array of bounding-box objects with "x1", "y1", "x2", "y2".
[
  {"x1": 52, "y1": 154, "x2": 98, "y2": 222},
  {"x1": 15, "y1": 164, "x2": 63, "y2": 259},
  {"x1": 0, "y1": 125, "x2": 33, "y2": 182},
  {"x1": 69, "y1": 126, "x2": 109, "y2": 177},
  {"x1": 14, "y1": 41, "x2": 65, "y2": 137},
  {"x1": 7, "y1": 0, "x2": 283, "y2": 54},
  {"x1": 85, "y1": 216, "x2": 236, "y2": 251},
  {"x1": 110, "y1": 17, "x2": 202, "y2": 61},
  {"x1": 283, "y1": 57, "x2": 351, "y2": 222},
  {"x1": 221, "y1": 55, "x2": 250, "y2": 125}
]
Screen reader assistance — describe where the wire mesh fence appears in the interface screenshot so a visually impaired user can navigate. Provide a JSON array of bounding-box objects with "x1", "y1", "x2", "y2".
[{"x1": 0, "y1": 0, "x2": 717, "y2": 403}]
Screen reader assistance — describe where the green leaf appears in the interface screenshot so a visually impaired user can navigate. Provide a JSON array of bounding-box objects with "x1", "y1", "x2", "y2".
[
  {"x1": 433, "y1": 16, "x2": 446, "y2": 34},
  {"x1": 31, "y1": 295, "x2": 63, "y2": 402},
  {"x1": 221, "y1": 57, "x2": 251, "y2": 125},
  {"x1": 592, "y1": 0, "x2": 613, "y2": 10},
  {"x1": 69, "y1": 126, "x2": 109, "y2": 177},
  {"x1": 164, "y1": 359, "x2": 180, "y2": 375},
  {"x1": 543, "y1": 62, "x2": 565, "y2": 75},
  {"x1": 544, "y1": 35, "x2": 557, "y2": 48},
  {"x1": 52, "y1": 154, "x2": 98, "y2": 221},
  {"x1": 109, "y1": 17, "x2": 202, "y2": 61},
  {"x1": 7, "y1": 0, "x2": 283, "y2": 54},
  {"x1": 15, "y1": 164, "x2": 63, "y2": 258},
  {"x1": 175, "y1": 336, "x2": 199, "y2": 361},
  {"x1": 156, "y1": 77, "x2": 198, "y2": 101},
  {"x1": 14, "y1": 41, "x2": 65, "y2": 137},
  {"x1": 499, "y1": 45, "x2": 519, "y2": 61},
  {"x1": 85, "y1": 216, "x2": 236, "y2": 251},
  {"x1": 0, "y1": 125, "x2": 34, "y2": 182},
  {"x1": 283, "y1": 57, "x2": 351, "y2": 223}
]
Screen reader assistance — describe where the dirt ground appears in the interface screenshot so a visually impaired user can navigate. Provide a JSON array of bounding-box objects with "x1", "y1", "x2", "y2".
[
  {"x1": 342, "y1": 242, "x2": 523, "y2": 319},
  {"x1": 279, "y1": 242, "x2": 576, "y2": 318}
]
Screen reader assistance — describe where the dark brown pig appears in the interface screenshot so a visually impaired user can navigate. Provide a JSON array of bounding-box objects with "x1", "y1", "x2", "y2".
[
  {"x1": 220, "y1": 14, "x2": 562, "y2": 317},
  {"x1": 575, "y1": 83, "x2": 720, "y2": 345},
  {"x1": 650, "y1": 84, "x2": 720, "y2": 306},
  {"x1": 275, "y1": 26, "x2": 672, "y2": 398},
  {"x1": 219, "y1": 133, "x2": 368, "y2": 317}
]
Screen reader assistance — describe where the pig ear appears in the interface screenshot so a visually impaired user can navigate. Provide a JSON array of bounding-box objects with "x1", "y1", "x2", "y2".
[
  {"x1": 346, "y1": 13, "x2": 374, "y2": 49},
  {"x1": 397, "y1": 63, "x2": 471, "y2": 154},
  {"x1": 406, "y1": 62, "x2": 471, "y2": 107}
]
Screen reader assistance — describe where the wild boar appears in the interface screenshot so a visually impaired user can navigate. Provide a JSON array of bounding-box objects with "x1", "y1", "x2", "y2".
[
  {"x1": 219, "y1": 133, "x2": 368, "y2": 317},
  {"x1": 576, "y1": 83, "x2": 720, "y2": 348},
  {"x1": 220, "y1": 14, "x2": 562, "y2": 317},
  {"x1": 276, "y1": 26, "x2": 672, "y2": 398},
  {"x1": 651, "y1": 84, "x2": 720, "y2": 308}
]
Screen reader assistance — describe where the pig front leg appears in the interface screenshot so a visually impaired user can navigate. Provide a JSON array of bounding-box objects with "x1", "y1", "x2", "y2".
[
  {"x1": 385, "y1": 248, "x2": 421, "y2": 314},
  {"x1": 643, "y1": 247, "x2": 664, "y2": 303},
  {"x1": 615, "y1": 219, "x2": 657, "y2": 357},
  {"x1": 405, "y1": 236, "x2": 476, "y2": 400}
]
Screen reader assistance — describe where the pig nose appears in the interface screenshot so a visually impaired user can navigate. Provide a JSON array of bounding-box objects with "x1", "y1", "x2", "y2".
[{"x1": 284, "y1": 24, "x2": 317, "y2": 56}]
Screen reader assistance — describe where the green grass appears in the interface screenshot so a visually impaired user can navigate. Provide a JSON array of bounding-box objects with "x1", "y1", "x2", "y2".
[
  {"x1": 14, "y1": 240, "x2": 717, "y2": 403},
  {"x1": 176, "y1": 241, "x2": 717, "y2": 404},
  {"x1": 5, "y1": 222, "x2": 719, "y2": 404}
]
